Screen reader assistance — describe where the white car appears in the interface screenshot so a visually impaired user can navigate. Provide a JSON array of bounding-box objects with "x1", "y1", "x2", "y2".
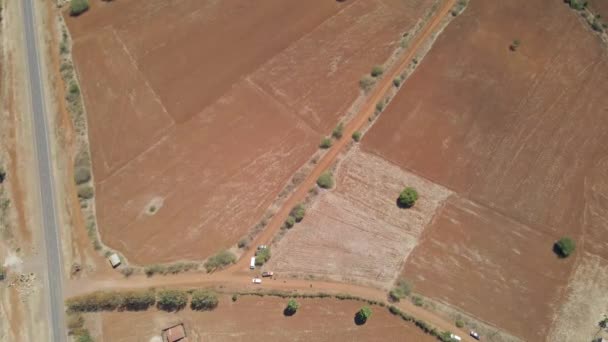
[
  {"x1": 252, "y1": 278, "x2": 262, "y2": 284},
  {"x1": 450, "y1": 334, "x2": 462, "y2": 341},
  {"x1": 470, "y1": 331, "x2": 480, "y2": 340}
]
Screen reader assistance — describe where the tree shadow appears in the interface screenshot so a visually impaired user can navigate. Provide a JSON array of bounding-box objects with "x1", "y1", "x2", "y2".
[
  {"x1": 354, "y1": 314, "x2": 367, "y2": 326},
  {"x1": 552, "y1": 243, "x2": 567, "y2": 259},
  {"x1": 395, "y1": 198, "x2": 413, "y2": 209},
  {"x1": 283, "y1": 308, "x2": 296, "y2": 317}
]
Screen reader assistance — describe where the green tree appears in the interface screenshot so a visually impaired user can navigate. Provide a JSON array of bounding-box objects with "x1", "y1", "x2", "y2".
[
  {"x1": 388, "y1": 278, "x2": 412, "y2": 302},
  {"x1": 352, "y1": 131, "x2": 362, "y2": 142},
  {"x1": 70, "y1": 0, "x2": 89, "y2": 16},
  {"x1": 122, "y1": 290, "x2": 156, "y2": 311},
  {"x1": 190, "y1": 290, "x2": 219, "y2": 311},
  {"x1": 355, "y1": 306, "x2": 372, "y2": 325},
  {"x1": 204, "y1": 250, "x2": 236, "y2": 272},
  {"x1": 554, "y1": 237, "x2": 576, "y2": 258},
  {"x1": 290, "y1": 204, "x2": 306, "y2": 222},
  {"x1": 371, "y1": 65, "x2": 384, "y2": 77},
  {"x1": 255, "y1": 247, "x2": 271, "y2": 266},
  {"x1": 319, "y1": 137, "x2": 333, "y2": 149},
  {"x1": 284, "y1": 299, "x2": 300, "y2": 316},
  {"x1": 398, "y1": 187, "x2": 419, "y2": 208},
  {"x1": 157, "y1": 290, "x2": 187, "y2": 311},
  {"x1": 316, "y1": 171, "x2": 334, "y2": 189}
]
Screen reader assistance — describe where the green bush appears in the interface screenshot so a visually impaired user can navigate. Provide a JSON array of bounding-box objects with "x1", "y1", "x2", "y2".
[
  {"x1": 144, "y1": 264, "x2": 164, "y2": 277},
  {"x1": 359, "y1": 75, "x2": 376, "y2": 92},
  {"x1": 319, "y1": 137, "x2": 333, "y2": 149},
  {"x1": 393, "y1": 77, "x2": 402, "y2": 87},
  {"x1": 238, "y1": 238, "x2": 249, "y2": 248},
  {"x1": 204, "y1": 250, "x2": 236, "y2": 272},
  {"x1": 555, "y1": 237, "x2": 576, "y2": 258},
  {"x1": 412, "y1": 295, "x2": 424, "y2": 307},
  {"x1": 285, "y1": 215, "x2": 296, "y2": 228},
  {"x1": 284, "y1": 299, "x2": 300, "y2": 316},
  {"x1": 352, "y1": 131, "x2": 362, "y2": 142},
  {"x1": 76, "y1": 330, "x2": 93, "y2": 342},
  {"x1": 255, "y1": 247, "x2": 271, "y2": 266},
  {"x1": 66, "y1": 291, "x2": 124, "y2": 312},
  {"x1": 77, "y1": 185, "x2": 94, "y2": 200},
  {"x1": 376, "y1": 101, "x2": 385, "y2": 113},
  {"x1": 290, "y1": 204, "x2": 306, "y2": 222},
  {"x1": 510, "y1": 39, "x2": 521, "y2": 51},
  {"x1": 70, "y1": 0, "x2": 89, "y2": 16},
  {"x1": 567, "y1": 0, "x2": 587, "y2": 10},
  {"x1": 332, "y1": 122, "x2": 344, "y2": 139},
  {"x1": 157, "y1": 290, "x2": 187, "y2": 311},
  {"x1": 371, "y1": 65, "x2": 384, "y2": 77},
  {"x1": 398, "y1": 187, "x2": 418, "y2": 208},
  {"x1": 388, "y1": 278, "x2": 412, "y2": 302},
  {"x1": 316, "y1": 171, "x2": 334, "y2": 189},
  {"x1": 190, "y1": 290, "x2": 219, "y2": 311},
  {"x1": 356, "y1": 306, "x2": 372, "y2": 324},
  {"x1": 74, "y1": 167, "x2": 91, "y2": 185},
  {"x1": 455, "y1": 319, "x2": 465, "y2": 328},
  {"x1": 232, "y1": 294, "x2": 238, "y2": 302},
  {"x1": 122, "y1": 290, "x2": 156, "y2": 311}
]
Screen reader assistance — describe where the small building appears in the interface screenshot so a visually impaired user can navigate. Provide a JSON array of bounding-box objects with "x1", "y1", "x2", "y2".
[
  {"x1": 108, "y1": 253, "x2": 121, "y2": 268},
  {"x1": 163, "y1": 323, "x2": 187, "y2": 342}
]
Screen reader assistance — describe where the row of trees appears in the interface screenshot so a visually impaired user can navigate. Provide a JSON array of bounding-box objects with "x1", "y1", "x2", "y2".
[{"x1": 283, "y1": 299, "x2": 372, "y2": 325}]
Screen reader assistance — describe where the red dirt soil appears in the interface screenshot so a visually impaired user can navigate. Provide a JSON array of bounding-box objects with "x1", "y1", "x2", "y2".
[
  {"x1": 64, "y1": 0, "x2": 433, "y2": 264},
  {"x1": 362, "y1": 0, "x2": 608, "y2": 340},
  {"x1": 94, "y1": 295, "x2": 437, "y2": 342}
]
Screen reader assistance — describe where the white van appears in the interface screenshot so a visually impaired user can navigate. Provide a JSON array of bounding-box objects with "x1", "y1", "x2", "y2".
[{"x1": 250, "y1": 256, "x2": 256, "y2": 269}]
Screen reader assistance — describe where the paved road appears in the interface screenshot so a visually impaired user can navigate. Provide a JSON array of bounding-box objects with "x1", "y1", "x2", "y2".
[{"x1": 22, "y1": 0, "x2": 67, "y2": 341}]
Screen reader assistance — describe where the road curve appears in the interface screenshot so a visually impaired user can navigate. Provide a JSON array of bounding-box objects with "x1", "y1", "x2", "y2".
[{"x1": 22, "y1": 0, "x2": 67, "y2": 341}]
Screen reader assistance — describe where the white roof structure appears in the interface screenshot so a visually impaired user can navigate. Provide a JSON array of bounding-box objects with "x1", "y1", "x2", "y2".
[{"x1": 108, "y1": 253, "x2": 121, "y2": 268}]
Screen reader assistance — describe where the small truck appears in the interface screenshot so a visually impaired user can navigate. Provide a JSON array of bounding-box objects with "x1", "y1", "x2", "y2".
[
  {"x1": 252, "y1": 278, "x2": 262, "y2": 284},
  {"x1": 262, "y1": 271, "x2": 273, "y2": 277}
]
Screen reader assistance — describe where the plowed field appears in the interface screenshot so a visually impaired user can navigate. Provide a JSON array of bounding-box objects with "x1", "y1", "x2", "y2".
[
  {"x1": 92, "y1": 295, "x2": 436, "y2": 342},
  {"x1": 361, "y1": 0, "x2": 608, "y2": 340},
  {"x1": 65, "y1": 0, "x2": 434, "y2": 264}
]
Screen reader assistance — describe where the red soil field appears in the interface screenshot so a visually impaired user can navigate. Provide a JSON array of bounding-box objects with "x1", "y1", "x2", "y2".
[
  {"x1": 362, "y1": 0, "x2": 608, "y2": 340},
  {"x1": 64, "y1": 0, "x2": 434, "y2": 264},
  {"x1": 92, "y1": 295, "x2": 436, "y2": 342}
]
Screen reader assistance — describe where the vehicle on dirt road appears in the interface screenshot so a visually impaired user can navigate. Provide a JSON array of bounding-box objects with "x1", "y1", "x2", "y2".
[
  {"x1": 470, "y1": 331, "x2": 480, "y2": 340},
  {"x1": 252, "y1": 278, "x2": 262, "y2": 284},
  {"x1": 262, "y1": 271, "x2": 273, "y2": 277},
  {"x1": 450, "y1": 334, "x2": 462, "y2": 341},
  {"x1": 257, "y1": 245, "x2": 268, "y2": 250},
  {"x1": 250, "y1": 257, "x2": 256, "y2": 270}
]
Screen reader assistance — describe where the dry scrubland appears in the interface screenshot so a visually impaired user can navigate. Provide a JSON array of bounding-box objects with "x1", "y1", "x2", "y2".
[
  {"x1": 89, "y1": 295, "x2": 436, "y2": 342},
  {"x1": 65, "y1": 0, "x2": 434, "y2": 264},
  {"x1": 359, "y1": 0, "x2": 608, "y2": 340},
  {"x1": 267, "y1": 150, "x2": 451, "y2": 289}
]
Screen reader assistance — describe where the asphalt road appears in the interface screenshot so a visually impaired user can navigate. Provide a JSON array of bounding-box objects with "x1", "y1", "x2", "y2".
[{"x1": 22, "y1": 0, "x2": 67, "y2": 341}]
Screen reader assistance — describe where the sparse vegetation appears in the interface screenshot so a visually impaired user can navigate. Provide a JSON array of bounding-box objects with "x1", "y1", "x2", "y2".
[
  {"x1": 359, "y1": 75, "x2": 376, "y2": 92},
  {"x1": 120, "y1": 267, "x2": 134, "y2": 277},
  {"x1": 190, "y1": 290, "x2": 219, "y2": 311},
  {"x1": 238, "y1": 238, "x2": 249, "y2": 248},
  {"x1": 554, "y1": 237, "x2": 576, "y2": 258},
  {"x1": 371, "y1": 65, "x2": 384, "y2": 77},
  {"x1": 455, "y1": 319, "x2": 465, "y2": 328},
  {"x1": 316, "y1": 171, "x2": 334, "y2": 189},
  {"x1": 355, "y1": 306, "x2": 372, "y2": 324},
  {"x1": 70, "y1": 0, "x2": 89, "y2": 16},
  {"x1": 320, "y1": 137, "x2": 333, "y2": 149},
  {"x1": 284, "y1": 299, "x2": 300, "y2": 316},
  {"x1": 255, "y1": 247, "x2": 271, "y2": 266},
  {"x1": 352, "y1": 131, "x2": 362, "y2": 142},
  {"x1": 157, "y1": 289, "x2": 188, "y2": 311},
  {"x1": 510, "y1": 39, "x2": 521, "y2": 51},
  {"x1": 232, "y1": 294, "x2": 238, "y2": 302},
  {"x1": 412, "y1": 295, "x2": 424, "y2": 307},
  {"x1": 77, "y1": 185, "x2": 94, "y2": 200},
  {"x1": 144, "y1": 262, "x2": 198, "y2": 276},
  {"x1": 66, "y1": 291, "x2": 125, "y2": 312},
  {"x1": 204, "y1": 250, "x2": 236, "y2": 272},
  {"x1": 332, "y1": 122, "x2": 344, "y2": 139},
  {"x1": 451, "y1": 0, "x2": 468, "y2": 16},
  {"x1": 398, "y1": 187, "x2": 418, "y2": 208},
  {"x1": 388, "y1": 278, "x2": 412, "y2": 302}
]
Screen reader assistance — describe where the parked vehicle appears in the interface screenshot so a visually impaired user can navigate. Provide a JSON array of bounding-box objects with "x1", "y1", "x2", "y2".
[
  {"x1": 257, "y1": 245, "x2": 268, "y2": 250},
  {"x1": 262, "y1": 271, "x2": 273, "y2": 277},
  {"x1": 470, "y1": 331, "x2": 480, "y2": 340},
  {"x1": 252, "y1": 278, "x2": 262, "y2": 284},
  {"x1": 450, "y1": 334, "x2": 462, "y2": 341},
  {"x1": 250, "y1": 257, "x2": 256, "y2": 270}
]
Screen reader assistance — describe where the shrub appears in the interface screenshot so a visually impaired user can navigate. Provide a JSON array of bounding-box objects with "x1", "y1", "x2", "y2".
[
  {"x1": 510, "y1": 39, "x2": 521, "y2": 51},
  {"x1": 412, "y1": 295, "x2": 424, "y2": 307},
  {"x1": 332, "y1": 122, "x2": 344, "y2": 139},
  {"x1": 255, "y1": 247, "x2": 271, "y2": 266},
  {"x1": 204, "y1": 250, "x2": 236, "y2": 272},
  {"x1": 566, "y1": 0, "x2": 587, "y2": 10},
  {"x1": 70, "y1": 0, "x2": 89, "y2": 16},
  {"x1": 166, "y1": 262, "x2": 198, "y2": 274},
  {"x1": 316, "y1": 171, "x2": 334, "y2": 189},
  {"x1": 455, "y1": 319, "x2": 465, "y2": 328},
  {"x1": 66, "y1": 291, "x2": 124, "y2": 312},
  {"x1": 592, "y1": 19, "x2": 604, "y2": 32},
  {"x1": 359, "y1": 75, "x2": 376, "y2": 92},
  {"x1": 120, "y1": 267, "x2": 134, "y2": 277},
  {"x1": 388, "y1": 278, "x2": 412, "y2": 302},
  {"x1": 375, "y1": 101, "x2": 385, "y2": 113},
  {"x1": 352, "y1": 131, "x2": 362, "y2": 142},
  {"x1": 144, "y1": 264, "x2": 164, "y2": 277},
  {"x1": 0, "y1": 166, "x2": 6, "y2": 183},
  {"x1": 398, "y1": 187, "x2": 418, "y2": 208},
  {"x1": 555, "y1": 237, "x2": 576, "y2": 258},
  {"x1": 74, "y1": 167, "x2": 91, "y2": 185},
  {"x1": 67, "y1": 313, "x2": 85, "y2": 335},
  {"x1": 319, "y1": 137, "x2": 333, "y2": 149},
  {"x1": 232, "y1": 294, "x2": 238, "y2": 302},
  {"x1": 393, "y1": 77, "x2": 402, "y2": 87},
  {"x1": 0, "y1": 266, "x2": 5, "y2": 281},
  {"x1": 190, "y1": 290, "x2": 219, "y2": 311},
  {"x1": 238, "y1": 238, "x2": 249, "y2": 248},
  {"x1": 77, "y1": 185, "x2": 94, "y2": 200},
  {"x1": 371, "y1": 65, "x2": 384, "y2": 77},
  {"x1": 157, "y1": 290, "x2": 187, "y2": 311},
  {"x1": 285, "y1": 215, "x2": 296, "y2": 228},
  {"x1": 355, "y1": 306, "x2": 372, "y2": 325},
  {"x1": 284, "y1": 299, "x2": 300, "y2": 316},
  {"x1": 290, "y1": 204, "x2": 306, "y2": 222},
  {"x1": 122, "y1": 290, "x2": 156, "y2": 311},
  {"x1": 76, "y1": 330, "x2": 94, "y2": 342}
]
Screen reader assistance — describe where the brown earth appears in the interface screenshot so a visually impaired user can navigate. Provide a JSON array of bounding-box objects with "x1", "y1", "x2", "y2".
[
  {"x1": 267, "y1": 149, "x2": 451, "y2": 289},
  {"x1": 90, "y1": 295, "x2": 437, "y2": 342},
  {"x1": 361, "y1": 0, "x2": 608, "y2": 340},
  {"x1": 64, "y1": 0, "x2": 434, "y2": 264}
]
